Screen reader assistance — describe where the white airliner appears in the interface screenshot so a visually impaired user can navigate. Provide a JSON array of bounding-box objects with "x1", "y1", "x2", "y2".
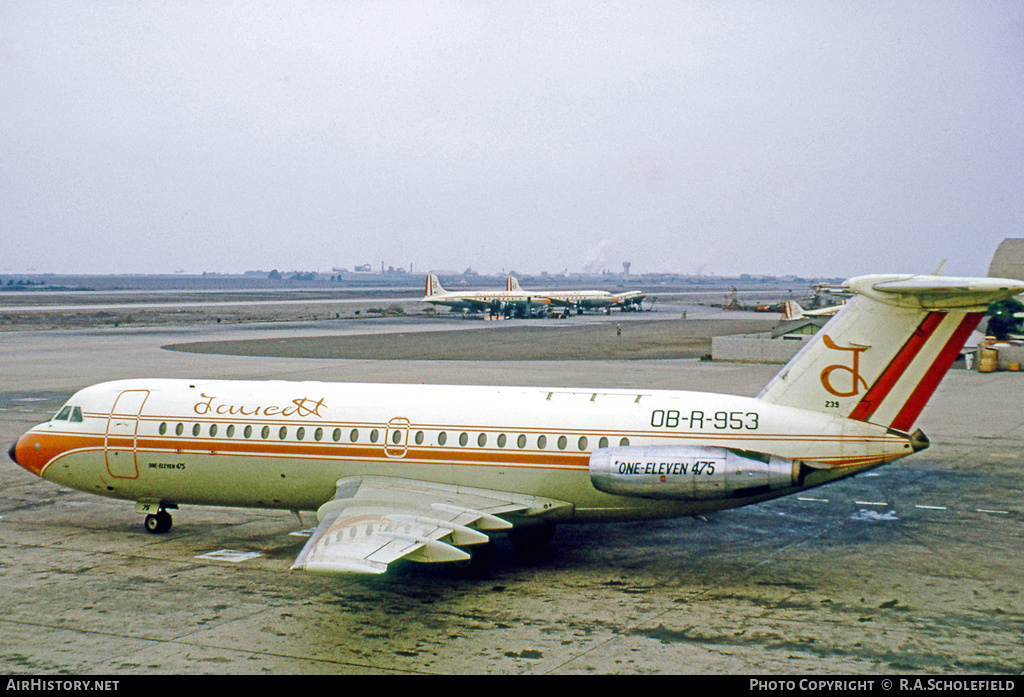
[
  {"x1": 780, "y1": 299, "x2": 846, "y2": 321},
  {"x1": 10, "y1": 273, "x2": 1023, "y2": 575},
  {"x1": 506, "y1": 277, "x2": 646, "y2": 313},
  {"x1": 422, "y1": 274, "x2": 549, "y2": 317}
]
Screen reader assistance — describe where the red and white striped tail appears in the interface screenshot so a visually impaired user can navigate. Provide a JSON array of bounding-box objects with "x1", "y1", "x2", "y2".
[
  {"x1": 758, "y1": 274, "x2": 1024, "y2": 431},
  {"x1": 424, "y1": 274, "x2": 444, "y2": 298}
]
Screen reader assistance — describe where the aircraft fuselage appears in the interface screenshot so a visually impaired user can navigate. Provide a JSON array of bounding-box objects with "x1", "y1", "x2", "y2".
[{"x1": 12, "y1": 378, "x2": 915, "y2": 523}]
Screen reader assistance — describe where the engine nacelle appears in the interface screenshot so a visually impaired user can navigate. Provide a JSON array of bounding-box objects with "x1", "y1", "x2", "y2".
[{"x1": 590, "y1": 445, "x2": 798, "y2": 501}]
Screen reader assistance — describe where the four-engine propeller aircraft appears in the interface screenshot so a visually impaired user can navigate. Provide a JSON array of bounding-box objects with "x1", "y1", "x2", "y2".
[
  {"x1": 422, "y1": 273, "x2": 550, "y2": 317},
  {"x1": 506, "y1": 277, "x2": 646, "y2": 313},
  {"x1": 10, "y1": 273, "x2": 1024, "y2": 575}
]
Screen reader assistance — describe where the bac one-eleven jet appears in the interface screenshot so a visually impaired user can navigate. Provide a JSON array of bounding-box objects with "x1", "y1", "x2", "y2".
[{"x1": 10, "y1": 273, "x2": 1024, "y2": 575}]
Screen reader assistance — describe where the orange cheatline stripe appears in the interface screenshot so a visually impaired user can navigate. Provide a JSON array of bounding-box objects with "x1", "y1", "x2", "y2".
[
  {"x1": 32, "y1": 420, "x2": 912, "y2": 478},
  {"x1": 848, "y1": 311, "x2": 946, "y2": 423},
  {"x1": 889, "y1": 312, "x2": 984, "y2": 432},
  {"x1": 811, "y1": 454, "x2": 902, "y2": 467}
]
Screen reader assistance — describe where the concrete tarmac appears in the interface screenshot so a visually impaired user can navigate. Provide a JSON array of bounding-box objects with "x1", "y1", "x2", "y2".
[{"x1": 1, "y1": 317, "x2": 1021, "y2": 675}]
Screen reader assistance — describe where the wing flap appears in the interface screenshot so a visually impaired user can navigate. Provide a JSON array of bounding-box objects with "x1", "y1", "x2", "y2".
[{"x1": 291, "y1": 476, "x2": 571, "y2": 575}]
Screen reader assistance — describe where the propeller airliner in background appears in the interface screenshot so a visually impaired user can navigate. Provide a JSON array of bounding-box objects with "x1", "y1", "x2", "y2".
[
  {"x1": 505, "y1": 277, "x2": 646, "y2": 314},
  {"x1": 422, "y1": 273, "x2": 551, "y2": 318}
]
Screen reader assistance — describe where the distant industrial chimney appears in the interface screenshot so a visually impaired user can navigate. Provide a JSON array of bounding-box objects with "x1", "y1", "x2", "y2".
[{"x1": 622, "y1": 262, "x2": 631, "y2": 276}]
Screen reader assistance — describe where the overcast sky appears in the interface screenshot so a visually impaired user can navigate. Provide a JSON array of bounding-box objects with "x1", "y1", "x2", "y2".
[{"x1": 2, "y1": 2, "x2": 1021, "y2": 279}]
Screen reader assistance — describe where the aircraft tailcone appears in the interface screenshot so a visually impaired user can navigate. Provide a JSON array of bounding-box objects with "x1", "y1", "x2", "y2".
[{"x1": 909, "y1": 429, "x2": 930, "y2": 453}]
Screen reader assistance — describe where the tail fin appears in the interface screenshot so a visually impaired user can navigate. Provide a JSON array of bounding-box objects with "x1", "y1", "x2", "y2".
[
  {"x1": 781, "y1": 300, "x2": 806, "y2": 320},
  {"x1": 424, "y1": 274, "x2": 445, "y2": 298},
  {"x1": 758, "y1": 274, "x2": 1024, "y2": 431},
  {"x1": 506, "y1": 277, "x2": 522, "y2": 292}
]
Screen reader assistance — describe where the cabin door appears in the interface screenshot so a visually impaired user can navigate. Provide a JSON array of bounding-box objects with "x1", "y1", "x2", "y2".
[
  {"x1": 105, "y1": 390, "x2": 149, "y2": 479},
  {"x1": 384, "y1": 417, "x2": 410, "y2": 458}
]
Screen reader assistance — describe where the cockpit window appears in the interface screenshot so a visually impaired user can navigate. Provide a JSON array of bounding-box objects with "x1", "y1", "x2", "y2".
[{"x1": 53, "y1": 406, "x2": 83, "y2": 423}]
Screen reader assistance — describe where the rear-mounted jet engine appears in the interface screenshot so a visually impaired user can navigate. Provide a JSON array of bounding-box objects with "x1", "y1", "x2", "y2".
[{"x1": 590, "y1": 445, "x2": 799, "y2": 500}]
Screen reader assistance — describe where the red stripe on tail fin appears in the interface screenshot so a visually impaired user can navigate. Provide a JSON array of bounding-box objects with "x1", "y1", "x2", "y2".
[
  {"x1": 848, "y1": 312, "x2": 946, "y2": 423},
  {"x1": 888, "y1": 312, "x2": 983, "y2": 432}
]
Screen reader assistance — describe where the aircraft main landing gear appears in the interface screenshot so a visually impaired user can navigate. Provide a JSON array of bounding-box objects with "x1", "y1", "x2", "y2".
[
  {"x1": 137, "y1": 503, "x2": 174, "y2": 534},
  {"x1": 508, "y1": 523, "x2": 556, "y2": 555},
  {"x1": 451, "y1": 538, "x2": 497, "y2": 578}
]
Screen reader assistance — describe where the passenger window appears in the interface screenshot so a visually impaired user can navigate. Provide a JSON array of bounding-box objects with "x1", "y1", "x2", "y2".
[
  {"x1": 517, "y1": 434, "x2": 526, "y2": 449},
  {"x1": 438, "y1": 432, "x2": 447, "y2": 445},
  {"x1": 599, "y1": 437, "x2": 609, "y2": 449},
  {"x1": 314, "y1": 427, "x2": 323, "y2": 441},
  {"x1": 537, "y1": 435, "x2": 547, "y2": 449},
  {"x1": 261, "y1": 426, "x2": 270, "y2": 439},
  {"x1": 209, "y1": 424, "x2": 218, "y2": 437},
  {"x1": 333, "y1": 428, "x2": 342, "y2": 442},
  {"x1": 226, "y1": 424, "x2": 235, "y2": 437},
  {"x1": 176, "y1": 423, "x2": 184, "y2": 436},
  {"x1": 244, "y1": 425, "x2": 253, "y2": 439},
  {"x1": 415, "y1": 431, "x2": 424, "y2": 445},
  {"x1": 159, "y1": 422, "x2": 168, "y2": 435},
  {"x1": 349, "y1": 428, "x2": 358, "y2": 442},
  {"x1": 497, "y1": 434, "x2": 507, "y2": 448},
  {"x1": 370, "y1": 429, "x2": 379, "y2": 443},
  {"x1": 192, "y1": 424, "x2": 201, "y2": 437},
  {"x1": 278, "y1": 426, "x2": 288, "y2": 440},
  {"x1": 578, "y1": 436, "x2": 588, "y2": 451},
  {"x1": 297, "y1": 427, "x2": 305, "y2": 441},
  {"x1": 619, "y1": 437, "x2": 630, "y2": 446},
  {"x1": 557, "y1": 435, "x2": 567, "y2": 450},
  {"x1": 392, "y1": 430, "x2": 401, "y2": 445},
  {"x1": 459, "y1": 432, "x2": 468, "y2": 446},
  {"x1": 477, "y1": 433, "x2": 487, "y2": 447}
]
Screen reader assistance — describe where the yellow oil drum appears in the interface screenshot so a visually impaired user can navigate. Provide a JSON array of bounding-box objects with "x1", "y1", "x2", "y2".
[{"x1": 978, "y1": 347, "x2": 999, "y2": 373}]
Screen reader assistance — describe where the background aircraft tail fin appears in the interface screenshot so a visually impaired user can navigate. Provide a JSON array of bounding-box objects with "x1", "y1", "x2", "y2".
[
  {"x1": 506, "y1": 277, "x2": 522, "y2": 292},
  {"x1": 424, "y1": 274, "x2": 445, "y2": 298},
  {"x1": 757, "y1": 274, "x2": 1024, "y2": 431},
  {"x1": 781, "y1": 300, "x2": 806, "y2": 320}
]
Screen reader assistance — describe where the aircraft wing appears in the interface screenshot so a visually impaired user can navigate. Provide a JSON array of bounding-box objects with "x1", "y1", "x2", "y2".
[
  {"x1": 425, "y1": 296, "x2": 493, "y2": 310},
  {"x1": 291, "y1": 476, "x2": 572, "y2": 574},
  {"x1": 612, "y1": 291, "x2": 646, "y2": 305},
  {"x1": 542, "y1": 296, "x2": 574, "y2": 307}
]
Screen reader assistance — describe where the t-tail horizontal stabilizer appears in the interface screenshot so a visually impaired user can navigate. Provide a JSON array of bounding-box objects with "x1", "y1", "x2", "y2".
[{"x1": 758, "y1": 274, "x2": 1024, "y2": 431}]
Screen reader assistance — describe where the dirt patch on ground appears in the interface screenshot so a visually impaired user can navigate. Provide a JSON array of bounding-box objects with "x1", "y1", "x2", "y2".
[{"x1": 163, "y1": 318, "x2": 776, "y2": 361}]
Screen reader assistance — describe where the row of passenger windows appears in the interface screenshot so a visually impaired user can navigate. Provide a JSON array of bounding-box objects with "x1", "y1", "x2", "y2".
[{"x1": 156, "y1": 422, "x2": 629, "y2": 451}]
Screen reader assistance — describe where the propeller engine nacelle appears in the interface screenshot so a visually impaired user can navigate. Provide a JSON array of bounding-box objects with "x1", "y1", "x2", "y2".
[{"x1": 589, "y1": 445, "x2": 799, "y2": 501}]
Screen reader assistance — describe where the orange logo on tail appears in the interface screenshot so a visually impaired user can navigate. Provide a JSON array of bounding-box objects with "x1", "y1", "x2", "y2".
[{"x1": 820, "y1": 335, "x2": 869, "y2": 397}]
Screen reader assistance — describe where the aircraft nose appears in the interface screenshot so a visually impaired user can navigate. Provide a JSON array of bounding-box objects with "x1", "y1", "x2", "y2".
[{"x1": 8, "y1": 432, "x2": 47, "y2": 477}]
